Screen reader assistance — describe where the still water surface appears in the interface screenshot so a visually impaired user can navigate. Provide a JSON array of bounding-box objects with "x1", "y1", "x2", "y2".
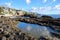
[{"x1": 17, "y1": 22, "x2": 60, "y2": 38}]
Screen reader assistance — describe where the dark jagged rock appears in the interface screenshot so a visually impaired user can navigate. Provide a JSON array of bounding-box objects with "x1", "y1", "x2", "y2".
[
  {"x1": 38, "y1": 36, "x2": 49, "y2": 40},
  {"x1": 23, "y1": 13, "x2": 37, "y2": 18},
  {"x1": 41, "y1": 15, "x2": 53, "y2": 19}
]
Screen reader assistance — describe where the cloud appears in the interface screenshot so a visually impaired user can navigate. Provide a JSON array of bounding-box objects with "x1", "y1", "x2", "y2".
[
  {"x1": 30, "y1": 7, "x2": 38, "y2": 12},
  {"x1": 50, "y1": 0, "x2": 56, "y2": 4},
  {"x1": 5, "y1": 2, "x2": 11, "y2": 7},
  {"x1": 39, "y1": 6, "x2": 60, "y2": 14},
  {"x1": 43, "y1": 0, "x2": 47, "y2": 3},
  {"x1": 53, "y1": 0, "x2": 56, "y2": 2},
  {"x1": 39, "y1": 7, "x2": 53, "y2": 14},
  {"x1": 39, "y1": 6, "x2": 52, "y2": 11},
  {"x1": 54, "y1": 4, "x2": 60, "y2": 10},
  {"x1": 28, "y1": 6, "x2": 60, "y2": 15},
  {"x1": 29, "y1": 6, "x2": 52, "y2": 14},
  {"x1": 29, "y1": 6, "x2": 60, "y2": 14},
  {"x1": 39, "y1": 7, "x2": 45, "y2": 11},
  {"x1": 26, "y1": 0, "x2": 31, "y2": 5}
]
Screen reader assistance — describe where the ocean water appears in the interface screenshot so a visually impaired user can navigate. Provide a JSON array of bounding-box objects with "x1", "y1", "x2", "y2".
[
  {"x1": 46, "y1": 14, "x2": 60, "y2": 18},
  {"x1": 17, "y1": 14, "x2": 60, "y2": 38}
]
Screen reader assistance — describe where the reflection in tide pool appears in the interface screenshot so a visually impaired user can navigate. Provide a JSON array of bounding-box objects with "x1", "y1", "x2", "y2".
[{"x1": 17, "y1": 22, "x2": 52, "y2": 38}]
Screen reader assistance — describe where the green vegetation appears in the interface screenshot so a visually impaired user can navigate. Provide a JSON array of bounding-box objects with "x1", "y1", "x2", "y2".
[
  {"x1": 0, "y1": 7, "x2": 4, "y2": 15},
  {"x1": 9, "y1": 11, "x2": 13, "y2": 15}
]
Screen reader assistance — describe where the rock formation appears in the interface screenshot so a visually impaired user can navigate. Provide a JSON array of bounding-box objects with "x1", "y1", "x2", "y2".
[
  {"x1": 10, "y1": 15, "x2": 60, "y2": 40},
  {"x1": 0, "y1": 6, "x2": 60, "y2": 40},
  {"x1": 0, "y1": 16, "x2": 37, "y2": 40},
  {"x1": 0, "y1": 15, "x2": 60, "y2": 40}
]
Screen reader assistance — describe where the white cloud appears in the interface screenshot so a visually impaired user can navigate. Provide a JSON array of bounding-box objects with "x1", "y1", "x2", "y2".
[
  {"x1": 29, "y1": 6, "x2": 52, "y2": 13},
  {"x1": 54, "y1": 4, "x2": 60, "y2": 10},
  {"x1": 53, "y1": 0, "x2": 56, "y2": 2},
  {"x1": 39, "y1": 6, "x2": 52, "y2": 11},
  {"x1": 29, "y1": 6, "x2": 60, "y2": 14},
  {"x1": 30, "y1": 7, "x2": 38, "y2": 12},
  {"x1": 43, "y1": 0, "x2": 47, "y2": 3},
  {"x1": 39, "y1": 7, "x2": 45, "y2": 11},
  {"x1": 5, "y1": 2, "x2": 11, "y2": 7},
  {"x1": 50, "y1": 0, "x2": 56, "y2": 4},
  {"x1": 26, "y1": 26, "x2": 32, "y2": 31},
  {"x1": 26, "y1": 0, "x2": 31, "y2": 4},
  {"x1": 39, "y1": 6, "x2": 60, "y2": 14}
]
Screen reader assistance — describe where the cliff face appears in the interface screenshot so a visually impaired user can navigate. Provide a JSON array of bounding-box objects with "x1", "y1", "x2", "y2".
[{"x1": 0, "y1": 16, "x2": 37, "y2": 40}]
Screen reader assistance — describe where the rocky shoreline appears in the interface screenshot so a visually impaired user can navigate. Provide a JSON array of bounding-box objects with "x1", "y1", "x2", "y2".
[
  {"x1": 12, "y1": 15, "x2": 60, "y2": 32},
  {"x1": 0, "y1": 6, "x2": 60, "y2": 40},
  {"x1": 0, "y1": 16, "x2": 37, "y2": 40},
  {"x1": 0, "y1": 16, "x2": 60, "y2": 40},
  {"x1": 10, "y1": 15, "x2": 60, "y2": 40}
]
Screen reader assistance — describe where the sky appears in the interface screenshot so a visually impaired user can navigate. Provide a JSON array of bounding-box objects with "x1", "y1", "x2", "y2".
[{"x1": 0, "y1": 0, "x2": 60, "y2": 14}]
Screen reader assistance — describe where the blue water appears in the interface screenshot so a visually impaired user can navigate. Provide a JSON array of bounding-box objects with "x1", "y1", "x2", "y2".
[
  {"x1": 17, "y1": 22, "x2": 51, "y2": 38},
  {"x1": 17, "y1": 14, "x2": 60, "y2": 38},
  {"x1": 46, "y1": 14, "x2": 60, "y2": 18}
]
